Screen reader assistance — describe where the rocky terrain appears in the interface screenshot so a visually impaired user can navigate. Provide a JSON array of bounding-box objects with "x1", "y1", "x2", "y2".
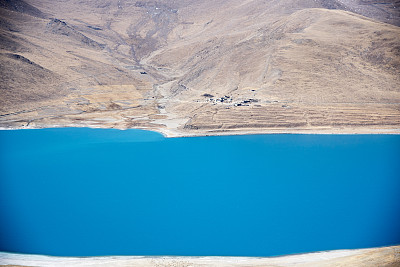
[
  {"x1": 0, "y1": 245, "x2": 399, "y2": 266},
  {"x1": 0, "y1": 0, "x2": 399, "y2": 136}
]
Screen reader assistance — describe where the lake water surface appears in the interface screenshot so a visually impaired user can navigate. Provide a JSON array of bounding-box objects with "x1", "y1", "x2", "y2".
[{"x1": 0, "y1": 128, "x2": 399, "y2": 257}]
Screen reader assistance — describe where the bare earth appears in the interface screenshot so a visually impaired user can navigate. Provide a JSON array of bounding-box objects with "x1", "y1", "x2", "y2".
[
  {"x1": 0, "y1": 0, "x2": 399, "y2": 137},
  {"x1": 0, "y1": 2, "x2": 399, "y2": 265},
  {"x1": 1, "y1": 246, "x2": 399, "y2": 267}
]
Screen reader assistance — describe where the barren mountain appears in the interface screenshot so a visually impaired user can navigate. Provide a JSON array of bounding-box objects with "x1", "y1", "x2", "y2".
[{"x1": 0, "y1": 0, "x2": 399, "y2": 136}]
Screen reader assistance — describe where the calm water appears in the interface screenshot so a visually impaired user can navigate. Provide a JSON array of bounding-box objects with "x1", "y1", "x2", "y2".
[{"x1": 0, "y1": 128, "x2": 399, "y2": 257}]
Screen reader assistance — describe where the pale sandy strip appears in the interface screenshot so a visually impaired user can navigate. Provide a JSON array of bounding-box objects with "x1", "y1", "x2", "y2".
[{"x1": 1, "y1": 246, "x2": 399, "y2": 267}]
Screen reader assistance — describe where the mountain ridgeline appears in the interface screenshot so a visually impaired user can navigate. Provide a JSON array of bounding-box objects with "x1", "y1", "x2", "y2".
[{"x1": 0, "y1": 0, "x2": 399, "y2": 136}]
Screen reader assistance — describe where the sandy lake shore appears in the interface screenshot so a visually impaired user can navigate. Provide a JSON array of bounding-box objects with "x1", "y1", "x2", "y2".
[
  {"x1": 1, "y1": 123, "x2": 400, "y2": 138},
  {"x1": 1, "y1": 246, "x2": 399, "y2": 267}
]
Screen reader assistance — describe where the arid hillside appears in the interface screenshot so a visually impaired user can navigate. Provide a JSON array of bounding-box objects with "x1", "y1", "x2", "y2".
[{"x1": 0, "y1": 0, "x2": 399, "y2": 136}]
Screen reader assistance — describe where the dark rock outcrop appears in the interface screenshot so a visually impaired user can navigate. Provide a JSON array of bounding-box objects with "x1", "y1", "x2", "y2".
[
  {"x1": 46, "y1": 18, "x2": 105, "y2": 49},
  {"x1": 0, "y1": 0, "x2": 46, "y2": 18}
]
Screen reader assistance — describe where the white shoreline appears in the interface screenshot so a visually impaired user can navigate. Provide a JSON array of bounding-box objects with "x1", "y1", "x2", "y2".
[
  {"x1": 1, "y1": 246, "x2": 399, "y2": 266},
  {"x1": 1, "y1": 124, "x2": 400, "y2": 138}
]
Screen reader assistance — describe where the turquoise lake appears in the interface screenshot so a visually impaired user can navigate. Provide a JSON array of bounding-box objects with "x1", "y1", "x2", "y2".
[{"x1": 0, "y1": 128, "x2": 399, "y2": 257}]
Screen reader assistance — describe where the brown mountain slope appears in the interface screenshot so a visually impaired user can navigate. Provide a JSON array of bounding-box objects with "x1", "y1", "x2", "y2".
[
  {"x1": 0, "y1": 0, "x2": 399, "y2": 136},
  {"x1": 0, "y1": 0, "x2": 46, "y2": 18},
  {"x1": 337, "y1": 0, "x2": 400, "y2": 26},
  {"x1": 0, "y1": 53, "x2": 63, "y2": 111},
  {"x1": 146, "y1": 8, "x2": 400, "y2": 134}
]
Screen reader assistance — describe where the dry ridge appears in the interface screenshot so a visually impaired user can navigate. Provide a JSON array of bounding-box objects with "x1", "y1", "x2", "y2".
[
  {"x1": 0, "y1": 245, "x2": 399, "y2": 266},
  {"x1": 0, "y1": 0, "x2": 399, "y2": 136}
]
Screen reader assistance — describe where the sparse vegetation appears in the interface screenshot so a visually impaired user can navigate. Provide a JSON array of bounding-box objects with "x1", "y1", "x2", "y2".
[{"x1": 0, "y1": 0, "x2": 399, "y2": 135}]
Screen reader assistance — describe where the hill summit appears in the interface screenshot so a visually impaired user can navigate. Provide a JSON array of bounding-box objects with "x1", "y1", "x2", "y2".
[{"x1": 0, "y1": 0, "x2": 399, "y2": 136}]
